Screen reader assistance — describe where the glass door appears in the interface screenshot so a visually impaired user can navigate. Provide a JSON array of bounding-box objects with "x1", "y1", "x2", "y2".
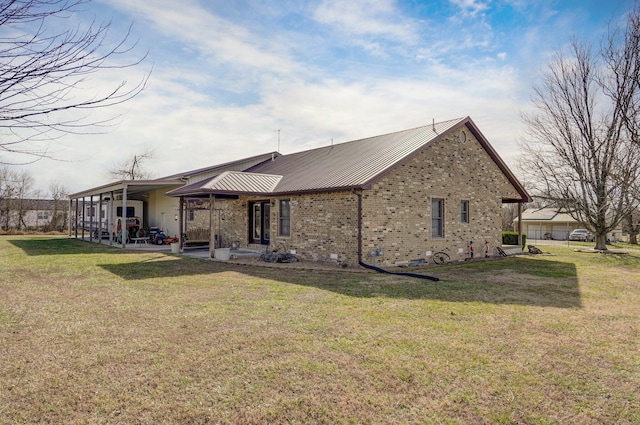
[{"x1": 250, "y1": 201, "x2": 270, "y2": 245}]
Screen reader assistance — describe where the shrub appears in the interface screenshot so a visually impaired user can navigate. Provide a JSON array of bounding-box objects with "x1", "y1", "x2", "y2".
[{"x1": 502, "y1": 231, "x2": 526, "y2": 248}]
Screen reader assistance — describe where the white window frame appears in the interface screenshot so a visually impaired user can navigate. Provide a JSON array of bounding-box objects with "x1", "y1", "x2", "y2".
[
  {"x1": 278, "y1": 199, "x2": 291, "y2": 237},
  {"x1": 432, "y1": 198, "x2": 444, "y2": 238}
]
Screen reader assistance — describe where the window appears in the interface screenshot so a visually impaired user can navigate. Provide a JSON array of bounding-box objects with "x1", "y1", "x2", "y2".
[
  {"x1": 279, "y1": 199, "x2": 291, "y2": 237},
  {"x1": 432, "y1": 198, "x2": 444, "y2": 238},
  {"x1": 37, "y1": 211, "x2": 49, "y2": 220},
  {"x1": 460, "y1": 200, "x2": 469, "y2": 223},
  {"x1": 116, "y1": 206, "x2": 136, "y2": 217},
  {"x1": 188, "y1": 209, "x2": 195, "y2": 221}
]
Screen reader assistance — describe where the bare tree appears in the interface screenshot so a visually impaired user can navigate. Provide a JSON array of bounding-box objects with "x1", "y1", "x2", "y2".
[
  {"x1": 0, "y1": 0, "x2": 148, "y2": 164},
  {"x1": 48, "y1": 180, "x2": 68, "y2": 231},
  {"x1": 624, "y1": 212, "x2": 639, "y2": 244},
  {"x1": 107, "y1": 149, "x2": 154, "y2": 180},
  {"x1": 0, "y1": 167, "x2": 14, "y2": 229},
  {"x1": 520, "y1": 5, "x2": 640, "y2": 250},
  {"x1": 0, "y1": 166, "x2": 34, "y2": 229},
  {"x1": 13, "y1": 169, "x2": 34, "y2": 229}
]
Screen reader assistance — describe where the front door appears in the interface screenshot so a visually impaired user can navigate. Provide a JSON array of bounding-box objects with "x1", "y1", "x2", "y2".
[{"x1": 250, "y1": 201, "x2": 270, "y2": 245}]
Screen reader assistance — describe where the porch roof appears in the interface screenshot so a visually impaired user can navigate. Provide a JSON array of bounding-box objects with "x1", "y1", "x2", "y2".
[
  {"x1": 167, "y1": 171, "x2": 283, "y2": 196},
  {"x1": 69, "y1": 180, "x2": 184, "y2": 199}
]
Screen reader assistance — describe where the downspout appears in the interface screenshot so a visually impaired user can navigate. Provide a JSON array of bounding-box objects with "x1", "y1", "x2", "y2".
[
  {"x1": 353, "y1": 188, "x2": 439, "y2": 281},
  {"x1": 352, "y1": 189, "x2": 362, "y2": 262}
]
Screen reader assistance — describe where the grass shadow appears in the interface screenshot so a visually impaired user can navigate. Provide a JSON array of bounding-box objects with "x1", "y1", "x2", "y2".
[
  {"x1": 8, "y1": 238, "x2": 148, "y2": 256},
  {"x1": 99, "y1": 254, "x2": 581, "y2": 308},
  {"x1": 7, "y1": 237, "x2": 581, "y2": 308}
]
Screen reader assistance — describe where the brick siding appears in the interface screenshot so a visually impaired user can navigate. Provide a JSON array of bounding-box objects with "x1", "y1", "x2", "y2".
[{"x1": 200, "y1": 129, "x2": 521, "y2": 267}]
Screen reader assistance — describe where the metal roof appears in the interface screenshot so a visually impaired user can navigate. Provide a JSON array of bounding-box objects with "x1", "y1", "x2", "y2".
[
  {"x1": 70, "y1": 180, "x2": 184, "y2": 199},
  {"x1": 166, "y1": 116, "x2": 531, "y2": 202},
  {"x1": 248, "y1": 117, "x2": 464, "y2": 193},
  {"x1": 158, "y1": 152, "x2": 280, "y2": 182},
  {"x1": 167, "y1": 171, "x2": 282, "y2": 196},
  {"x1": 69, "y1": 153, "x2": 280, "y2": 199}
]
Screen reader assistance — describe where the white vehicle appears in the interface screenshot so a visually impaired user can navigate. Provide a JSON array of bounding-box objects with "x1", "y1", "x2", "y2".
[
  {"x1": 569, "y1": 228, "x2": 594, "y2": 242},
  {"x1": 81, "y1": 199, "x2": 144, "y2": 239}
]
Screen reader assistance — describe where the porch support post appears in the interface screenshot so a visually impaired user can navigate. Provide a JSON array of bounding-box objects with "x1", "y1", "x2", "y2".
[
  {"x1": 98, "y1": 193, "x2": 103, "y2": 245},
  {"x1": 74, "y1": 199, "x2": 79, "y2": 239},
  {"x1": 81, "y1": 197, "x2": 85, "y2": 241},
  {"x1": 68, "y1": 198, "x2": 72, "y2": 237},
  {"x1": 89, "y1": 195, "x2": 95, "y2": 243},
  {"x1": 121, "y1": 185, "x2": 128, "y2": 248},
  {"x1": 517, "y1": 202, "x2": 523, "y2": 247},
  {"x1": 209, "y1": 194, "x2": 214, "y2": 258},
  {"x1": 109, "y1": 191, "x2": 115, "y2": 246},
  {"x1": 179, "y1": 196, "x2": 184, "y2": 252},
  {"x1": 184, "y1": 198, "x2": 189, "y2": 250}
]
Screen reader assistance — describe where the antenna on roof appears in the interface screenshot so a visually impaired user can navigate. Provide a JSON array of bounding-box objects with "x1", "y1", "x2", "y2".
[
  {"x1": 274, "y1": 129, "x2": 280, "y2": 152},
  {"x1": 331, "y1": 138, "x2": 333, "y2": 146},
  {"x1": 432, "y1": 118, "x2": 435, "y2": 132}
]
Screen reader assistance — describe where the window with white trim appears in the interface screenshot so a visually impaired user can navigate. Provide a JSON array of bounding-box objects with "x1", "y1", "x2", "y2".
[
  {"x1": 460, "y1": 200, "x2": 469, "y2": 223},
  {"x1": 279, "y1": 199, "x2": 290, "y2": 237},
  {"x1": 432, "y1": 198, "x2": 444, "y2": 238}
]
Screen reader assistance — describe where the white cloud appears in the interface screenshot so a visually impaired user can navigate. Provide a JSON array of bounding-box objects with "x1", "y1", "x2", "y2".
[
  {"x1": 22, "y1": 0, "x2": 601, "y2": 194},
  {"x1": 105, "y1": 0, "x2": 300, "y2": 75},
  {"x1": 313, "y1": 0, "x2": 418, "y2": 44},
  {"x1": 450, "y1": 0, "x2": 489, "y2": 16}
]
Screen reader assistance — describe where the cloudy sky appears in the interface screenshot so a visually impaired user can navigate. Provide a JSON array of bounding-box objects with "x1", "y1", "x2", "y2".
[{"x1": 6, "y1": 0, "x2": 636, "y2": 194}]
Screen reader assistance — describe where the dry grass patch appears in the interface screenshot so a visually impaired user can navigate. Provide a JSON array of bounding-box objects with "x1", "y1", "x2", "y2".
[{"x1": 0, "y1": 236, "x2": 639, "y2": 424}]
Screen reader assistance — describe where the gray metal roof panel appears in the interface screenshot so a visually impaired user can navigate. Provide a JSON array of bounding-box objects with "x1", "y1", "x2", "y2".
[
  {"x1": 248, "y1": 118, "x2": 465, "y2": 193},
  {"x1": 167, "y1": 171, "x2": 282, "y2": 196},
  {"x1": 164, "y1": 116, "x2": 531, "y2": 203},
  {"x1": 157, "y1": 152, "x2": 280, "y2": 181},
  {"x1": 205, "y1": 171, "x2": 283, "y2": 193}
]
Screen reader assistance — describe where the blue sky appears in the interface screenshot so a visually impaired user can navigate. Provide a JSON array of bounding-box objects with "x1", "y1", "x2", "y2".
[{"x1": 11, "y1": 0, "x2": 636, "y2": 193}]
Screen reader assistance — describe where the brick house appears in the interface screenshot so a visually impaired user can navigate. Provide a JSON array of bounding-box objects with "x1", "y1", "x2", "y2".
[{"x1": 168, "y1": 117, "x2": 530, "y2": 267}]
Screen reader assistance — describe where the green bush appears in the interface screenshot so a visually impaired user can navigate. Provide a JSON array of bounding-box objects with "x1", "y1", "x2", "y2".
[{"x1": 502, "y1": 231, "x2": 526, "y2": 248}]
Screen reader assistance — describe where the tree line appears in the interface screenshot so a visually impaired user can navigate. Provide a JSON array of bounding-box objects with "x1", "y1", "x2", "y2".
[{"x1": 0, "y1": 166, "x2": 68, "y2": 231}]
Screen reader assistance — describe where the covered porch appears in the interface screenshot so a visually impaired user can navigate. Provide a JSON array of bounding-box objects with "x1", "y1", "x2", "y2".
[{"x1": 68, "y1": 180, "x2": 183, "y2": 248}]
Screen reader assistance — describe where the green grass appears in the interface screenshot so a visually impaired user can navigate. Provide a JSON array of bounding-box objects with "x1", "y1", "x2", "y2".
[{"x1": 1, "y1": 236, "x2": 639, "y2": 424}]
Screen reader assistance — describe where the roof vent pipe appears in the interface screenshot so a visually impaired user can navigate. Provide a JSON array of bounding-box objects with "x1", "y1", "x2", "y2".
[{"x1": 432, "y1": 118, "x2": 435, "y2": 132}]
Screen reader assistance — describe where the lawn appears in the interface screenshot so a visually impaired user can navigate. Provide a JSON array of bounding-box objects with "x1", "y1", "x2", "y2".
[{"x1": 0, "y1": 236, "x2": 638, "y2": 424}]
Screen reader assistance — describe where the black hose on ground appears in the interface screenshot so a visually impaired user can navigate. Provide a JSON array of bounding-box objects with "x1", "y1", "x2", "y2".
[{"x1": 359, "y1": 260, "x2": 439, "y2": 281}]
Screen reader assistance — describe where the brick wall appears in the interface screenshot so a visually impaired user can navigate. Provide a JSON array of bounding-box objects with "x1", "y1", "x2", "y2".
[
  {"x1": 270, "y1": 192, "x2": 359, "y2": 264},
  {"x1": 211, "y1": 193, "x2": 359, "y2": 265},
  {"x1": 362, "y1": 129, "x2": 521, "y2": 265}
]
